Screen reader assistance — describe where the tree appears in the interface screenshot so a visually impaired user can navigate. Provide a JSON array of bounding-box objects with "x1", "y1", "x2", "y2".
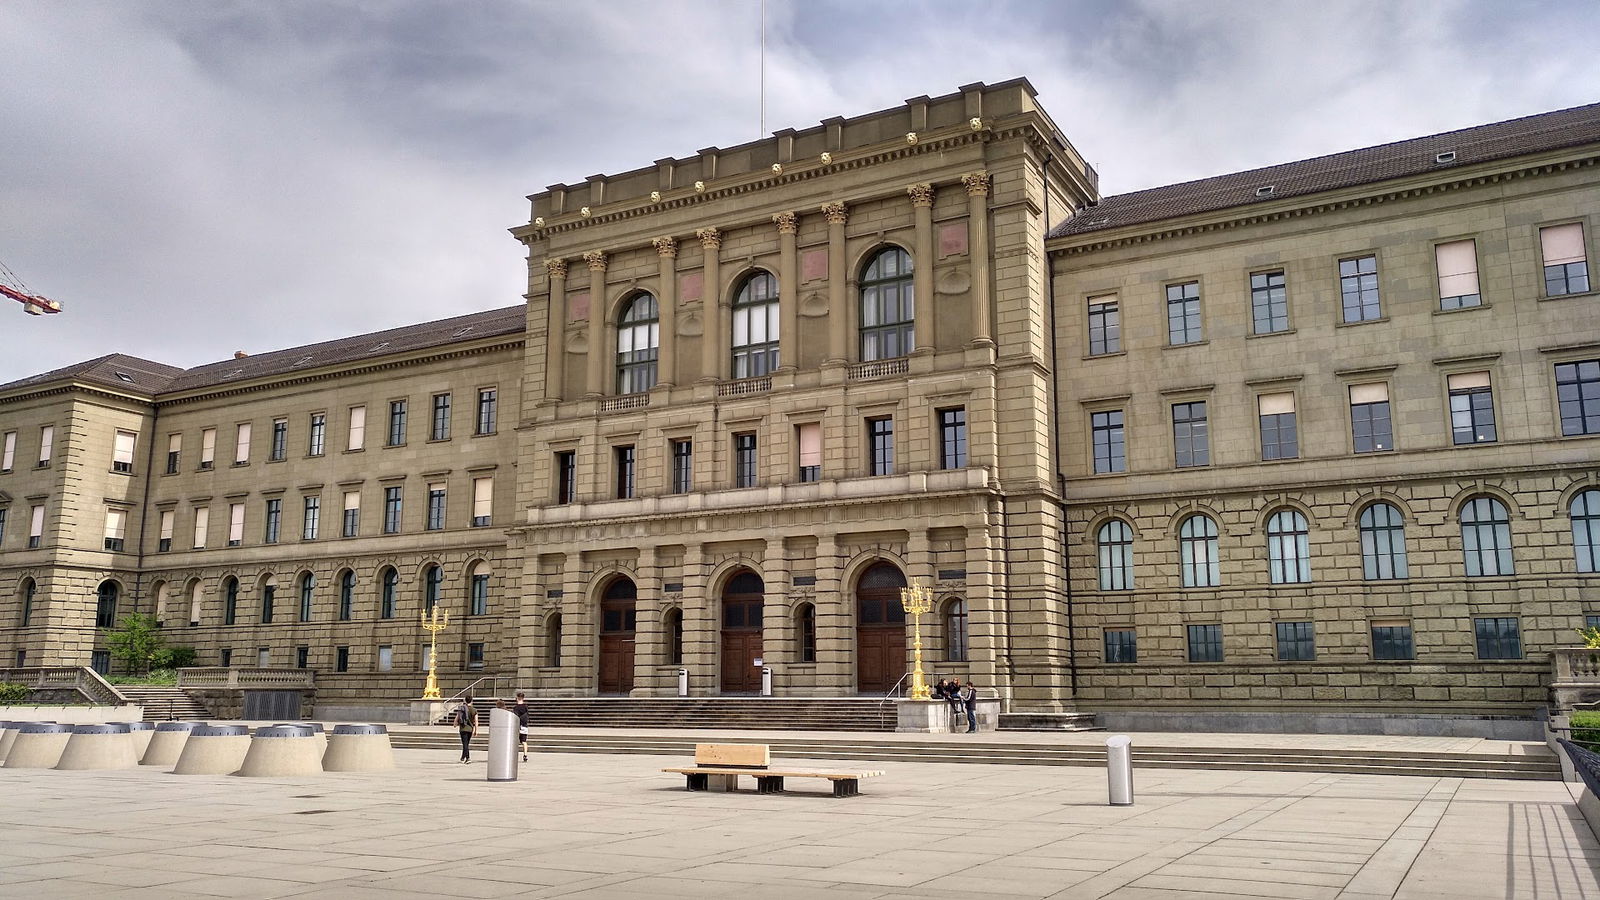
[{"x1": 104, "y1": 613, "x2": 165, "y2": 675}]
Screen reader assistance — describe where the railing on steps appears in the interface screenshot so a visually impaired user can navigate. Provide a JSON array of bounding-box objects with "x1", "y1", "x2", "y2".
[
  {"x1": 176, "y1": 667, "x2": 316, "y2": 690},
  {"x1": 0, "y1": 666, "x2": 130, "y2": 706}
]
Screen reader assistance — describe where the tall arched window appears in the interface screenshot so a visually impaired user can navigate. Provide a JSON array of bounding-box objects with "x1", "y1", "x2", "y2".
[
  {"x1": 616, "y1": 293, "x2": 659, "y2": 394},
  {"x1": 944, "y1": 598, "x2": 969, "y2": 662},
  {"x1": 467, "y1": 561, "x2": 490, "y2": 616},
  {"x1": 380, "y1": 567, "x2": 398, "y2": 619},
  {"x1": 545, "y1": 612, "x2": 563, "y2": 667},
  {"x1": 259, "y1": 576, "x2": 276, "y2": 624},
  {"x1": 1461, "y1": 495, "x2": 1514, "y2": 577},
  {"x1": 796, "y1": 602, "x2": 816, "y2": 663},
  {"x1": 152, "y1": 581, "x2": 169, "y2": 624},
  {"x1": 423, "y1": 564, "x2": 443, "y2": 613},
  {"x1": 1359, "y1": 503, "x2": 1409, "y2": 580},
  {"x1": 338, "y1": 570, "x2": 355, "y2": 621},
  {"x1": 1096, "y1": 520, "x2": 1134, "y2": 591},
  {"x1": 860, "y1": 247, "x2": 914, "y2": 361},
  {"x1": 298, "y1": 571, "x2": 315, "y2": 622},
  {"x1": 1179, "y1": 514, "x2": 1220, "y2": 588},
  {"x1": 223, "y1": 577, "x2": 239, "y2": 625},
  {"x1": 731, "y1": 271, "x2": 779, "y2": 377},
  {"x1": 1266, "y1": 509, "x2": 1311, "y2": 584},
  {"x1": 1572, "y1": 489, "x2": 1600, "y2": 573},
  {"x1": 188, "y1": 580, "x2": 203, "y2": 626},
  {"x1": 95, "y1": 581, "x2": 119, "y2": 628},
  {"x1": 664, "y1": 607, "x2": 684, "y2": 665},
  {"x1": 19, "y1": 577, "x2": 37, "y2": 626}
]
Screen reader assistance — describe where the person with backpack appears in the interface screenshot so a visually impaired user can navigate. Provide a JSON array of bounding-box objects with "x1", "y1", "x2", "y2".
[
  {"x1": 960, "y1": 680, "x2": 979, "y2": 734},
  {"x1": 511, "y1": 691, "x2": 531, "y2": 762},
  {"x1": 454, "y1": 694, "x2": 478, "y2": 763}
]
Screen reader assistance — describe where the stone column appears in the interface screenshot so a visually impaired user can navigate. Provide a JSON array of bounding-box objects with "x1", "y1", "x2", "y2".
[
  {"x1": 822, "y1": 202, "x2": 850, "y2": 365},
  {"x1": 561, "y1": 552, "x2": 591, "y2": 697},
  {"x1": 774, "y1": 211, "x2": 799, "y2": 373},
  {"x1": 762, "y1": 536, "x2": 791, "y2": 691},
  {"x1": 583, "y1": 250, "x2": 608, "y2": 397},
  {"x1": 633, "y1": 545, "x2": 662, "y2": 695},
  {"x1": 908, "y1": 184, "x2": 937, "y2": 352},
  {"x1": 962, "y1": 172, "x2": 993, "y2": 347},
  {"x1": 652, "y1": 237, "x2": 677, "y2": 389},
  {"x1": 543, "y1": 258, "x2": 567, "y2": 402},
  {"x1": 814, "y1": 535, "x2": 849, "y2": 695},
  {"x1": 696, "y1": 228, "x2": 723, "y2": 383},
  {"x1": 681, "y1": 541, "x2": 714, "y2": 694},
  {"x1": 906, "y1": 527, "x2": 937, "y2": 681}
]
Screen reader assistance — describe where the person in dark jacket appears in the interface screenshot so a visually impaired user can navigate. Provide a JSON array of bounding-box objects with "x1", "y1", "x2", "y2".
[
  {"x1": 454, "y1": 694, "x2": 478, "y2": 762},
  {"x1": 961, "y1": 680, "x2": 978, "y2": 734},
  {"x1": 511, "y1": 691, "x2": 531, "y2": 762},
  {"x1": 941, "y1": 678, "x2": 963, "y2": 730}
]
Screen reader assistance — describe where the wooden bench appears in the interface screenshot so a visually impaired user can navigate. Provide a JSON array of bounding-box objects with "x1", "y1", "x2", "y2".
[{"x1": 661, "y1": 743, "x2": 884, "y2": 798}]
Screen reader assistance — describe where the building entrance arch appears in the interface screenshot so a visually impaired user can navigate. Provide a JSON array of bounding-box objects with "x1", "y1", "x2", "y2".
[
  {"x1": 855, "y1": 561, "x2": 907, "y2": 693},
  {"x1": 720, "y1": 570, "x2": 764, "y2": 693},
  {"x1": 597, "y1": 576, "x2": 636, "y2": 694}
]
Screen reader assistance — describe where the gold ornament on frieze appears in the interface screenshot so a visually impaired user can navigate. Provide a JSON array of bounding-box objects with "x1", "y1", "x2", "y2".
[
  {"x1": 583, "y1": 250, "x2": 608, "y2": 271},
  {"x1": 694, "y1": 180, "x2": 706, "y2": 193},
  {"x1": 772, "y1": 210, "x2": 798, "y2": 234},
  {"x1": 905, "y1": 131, "x2": 918, "y2": 145},
  {"x1": 579, "y1": 206, "x2": 592, "y2": 218},
  {"x1": 907, "y1": 183, "x2": 935, "y2": 207},
  {"x1": 533, "y1": 216, "x2": 545, "y2": 228},
  {"x1": 695, "y1": 227, "x2": 722, "y2": 250},
  {"x1": 771, "y1": 163, "x2": 783, "y2": 176},
  {"x1": 819, "y1": 151, "x2": 832, "y2": 165},
  {"x1": 969, "y1": 117, "x2": 984, "y2": 131},
  {"x1": 544, "y1": 258, "x2": 568, "y2": 279},
  {"x1": 652, "y1": 236, "x2": 678, "y2": 258},
  {"x1": 649, "y1": 190, "x2": 662, "y2": 203},
  {"x1": 962, "y1": 171, "x2": 992, "y2": 196},
  {"x1": 820, "y1": 201, "x2": 849, "y2": 226}
]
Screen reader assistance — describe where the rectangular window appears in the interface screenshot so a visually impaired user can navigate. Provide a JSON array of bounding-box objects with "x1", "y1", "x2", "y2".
[
  {"x1": 1186, "y1": 624, "x2": 1223, "y2": 663},
  {"x1": 302, "y1": 496, "x2": 320, "y2": 540},
  {"x1": 796, "y1": 424, "x2": 821, "y2": 483},
  {"x1": 470, "y1": 573, "x2": 489, "y2": 616},
  {"x1": 29, "y1": 504, "x2": 45, "y2": 548},
  {"x1": 1540, "y1": 223, "x2": 1590, "y2": 297},
  {"x1": 0, "y1": 508, "x2": 6, "y2": 547},
  {"x1": 1556, "y1": 359, "x2": 1600, "y2": 436},
  {"x1": 257, "y1": 647, "x2": 270, "y2": 666},
  {"x1": 1275, "y1": 621, "x2": 1316, "y2": 661},
  {"x1": 200, "y1": 427, "x2": 216, "y2": 469},
  {"x1": 112, "y1": 430, "x2": 137, "y2": 473},
  {"x1": 166, "y1": 433, "x2": 181, "y2": 474},
  {"x1": 234, "y1": 422, "x2": 252, "y2": 464},
  {"x1": 472, "y1": 477, "x2": 493, "y2": 527},
  {"x1": 308, "y1": 413, "x2": 326, "y2": 456},
  {"x1": 296, "y1": 646, "x2": 309, "y2": 670},
  {"x1": 1103, "y1": 628, "x2": 1137, "y2": 663},
  {"x1": 555, "y1": 450, "x2": 577, "y2": 504},
  {"x1": 1474, "y1": 617, "x2": 1522, "y2": 660},
  {"x1": 1166, "y1": 281, "x2": 1202, "y2": 344},
  {"x1": 1091, "y1": 410, "x2": 1125, "y2": 474},
  {"x1": 342, "y1": 491, "x2": 360, "y2": 537},
  {"x1": 1586, "y1": 613, "x2": 1600, "y2": 630},
  {"x1": 867, "y1": 417, "x2": 894, "y2": 476},
  {"x1": 263, "y1": 499, "x2": 281, "y2": 543},
  {"x1": 1172, "y1": 401, "x2": 1209, "y2": 467},
  {"x1": 614, "y1": 446, "x2": 635, "y2": 499},
  {"x1": 37, "y1": 425, "x2": 53, "y2": 466},
  {"x1": 671, "y1": 439, "x2": 693, "y2": 493},
  {"x1": 348, "y1": 405, "x2": 366, "y2": 451},
  {"x1": 1447, "y1": 372, "x2": 1496, "y2": 444},
  {"x1": 192, "y1": 506, "x2": 209, "y2": 549},
  {"x1": 426, "y1": 483, "x2": 447, "y2": 530},
  {"x1": 467, "y1": 643, "x2": 486, "y2": 670},
  {"x1": 1349, "y1": 383, "x2": 1393, "y2": 452},
  {"x1": 1436, "y1": 239, "x2": 1482, "y2": 309},
  {"x1": 1087, "y1": 295, "x2": 1120, "y2": 355},
  {"x1": 1371, "y1": 619, "x2": 1415, "y2": 660},
  {"x1": 335, "y1": 646, "x2": 350, "y2": 673},
  {"x1": 431, "y1": 393, "x2": 451, "y2": 440},
  {"x1": 1339, "y1": 255, "x2": 1382, "y2": 322},
  {"x1": 269, "y1": 418, "x2": 287, "y2": 461},
  {"x1": 734, "y1": 432, "x2": 758, "y2": 488},
  {"x1": 377, "y1": 645, "x2": 393, "y2": 673},
  {"x1": 1250, "y1": 270, "x2": 1289, "y2": 334},
  {"x1": 938, "y1": 408, "x2": 968, "y2": 469},
  {"x1": 1, "y1": 431, "x2": 13, "y2": 471},
  {"x1": 228, "y1": 502, "x2": 245, "y2": 547},
  {"x1": 476, "y1": 388, "x2": 497, "y2": 435},
  {"x1": 1258, "y1": 393, "x2": 1298, "y2": 460},
  {"x1": 158, "y1": 510, "x2": 174, "y2": 552},
  {"x1": 383, "y1": 487, "x2": 403, "y2": 534},
  {"x1": 387, "y1": 400, "x2": 407, "y2": 446},
  {"x1": 220, "y1": 648, "x2": 233, "y2": 667},
  {"x1": 103, "y1": 508, "x2": 127, "y2": 552}
]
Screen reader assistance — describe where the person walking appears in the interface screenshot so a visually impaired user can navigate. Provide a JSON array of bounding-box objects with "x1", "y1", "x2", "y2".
[
  {"x1": 960, "y1": 680, "x2": 979, "y2": 734},
  {"x1": 454, "y1": 694, "x2": 478, "y2": 763},
  {"x1": 511, "y1": 691, "x2": 531, "y2": 762}
]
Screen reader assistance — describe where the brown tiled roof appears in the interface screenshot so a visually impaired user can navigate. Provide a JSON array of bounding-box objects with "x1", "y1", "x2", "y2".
[
  {"x1": 0, "y1": 353, "x2": 184, "y2": 396},
  {"x1": 1050, "y1": 100, "x2": 1600, "y2": 239}
]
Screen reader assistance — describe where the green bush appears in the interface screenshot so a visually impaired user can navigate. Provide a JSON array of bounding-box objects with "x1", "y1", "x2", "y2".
[
  {"x1": 152, "y1": 647, "x2": 197, "y2": 669},
  {"x1": 0, "y1": 682, "x2": 31, "y2": 704},
  {"x1": 1572, "y1": 710, "x2": 1600, "y2": 752}
]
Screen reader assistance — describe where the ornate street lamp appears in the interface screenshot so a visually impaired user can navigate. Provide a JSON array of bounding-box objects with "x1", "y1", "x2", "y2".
[
  {"x1": 899, "y1": 580, "x2": 934, "y2": 701},
  {"x1": 420, "y1": 606, "x2": 449, "y2": 700}
]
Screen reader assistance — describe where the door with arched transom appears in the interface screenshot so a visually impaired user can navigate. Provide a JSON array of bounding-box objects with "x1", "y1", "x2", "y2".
[
  {"x1": 720, "y1": 570, "x2": 764, "y2": 693},
  {"x1": 598, "y1": 577, "x2": 636, "y2": 694},
  {"x1": 855, "y1": 562, "x2": 907, "y2": 693}
]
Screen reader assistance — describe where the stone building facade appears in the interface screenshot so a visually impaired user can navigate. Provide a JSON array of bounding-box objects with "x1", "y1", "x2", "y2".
[{"x1": 2, "y1": 79, "x2": 1597, "y2": 730}]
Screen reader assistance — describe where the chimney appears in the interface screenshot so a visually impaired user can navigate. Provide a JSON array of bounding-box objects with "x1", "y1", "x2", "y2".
[{"x1": 234, "y1": 350, "x2": 249, "y2": 359}]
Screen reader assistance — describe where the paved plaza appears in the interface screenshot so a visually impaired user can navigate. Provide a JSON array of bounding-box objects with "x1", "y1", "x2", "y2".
[{"x1": 2, "y1": 745, "x2": 1597, "y2": 899}]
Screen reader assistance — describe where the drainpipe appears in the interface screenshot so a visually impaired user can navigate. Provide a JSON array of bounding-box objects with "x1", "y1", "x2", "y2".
[
  {"x1": 131, "y1": 399, "x2": 160, "y2": 619},
  {"x1": 1041, "y1": 149, "x2": 1079, "y2": 698}
]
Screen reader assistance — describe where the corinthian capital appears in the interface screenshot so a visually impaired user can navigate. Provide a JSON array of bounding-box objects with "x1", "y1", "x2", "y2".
[
  {"x1": 652, "y1": 236, "x2": 678, "y2": 258},
  {"x1": 695, "y1": 227, "x2": 722, "y2": 250},
  {"x1": 543, "y1": 258, "x2": 568, "y2": 280},
  {"x1": 820, "y1": 201, "x2": 849, "y2": 226},
  {"x1": 772, "y1": 211, "x2": 798, "y2": 235},
  {"x1": 583, "y1": 250, "x2": 608, "y2": 272},
  {"x1": 907, "y1": 183, "x2": 935, "y2": 207},
  {"x1": 961, "y1": 171, "x2": 992, "y2": 196}
]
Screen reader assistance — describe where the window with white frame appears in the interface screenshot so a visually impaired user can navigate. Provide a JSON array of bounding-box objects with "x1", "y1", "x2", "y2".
[
  {"x1": 731, "y1": 271, "x2": 779, "y2": 378},
  {"x1": 192, "y1": 505, "x2": 209, "y2": 549},
  {"x1": 1266, "y1": 508, "x2": 1311, "y2": 584},
  {"x1": 1460, "y1": 495, "x2": 1513, "y2": 577},
  {"x1": 1540, "y1": 223, "x2": 1590, "y2": 296},
  {"x1": 228, "y1": 503, "x2": 245, "y2": 547},
  {"x1": 1570, "y1": 489, "x2": 1600, "y2": 573},
  {"x1": 103, "y1": 507, "x2": 127, "y2": 552},
  {"x1": 1359, "y1": 502, "x2": 1409, "y2": 580},
  {"x1": 1436, "y1": 239, "x2": 1482, "y2": 309},
  {"x1": 1179, "y1": 514, "x2": 1220, "y2": 587},
  {"x1": 348, "y1": 405, "x2": 366, "y2": 451},
  {"x1": 1349, "y1": 383, "x2": 1393, "y2": 452},
  {"x1": 616, "y1": 293, "x2": 659, "y2": 394},
  {"x1": 1258, "y1": 392, "x2": 1297, "y2": 460},
  {"x1": 234, "y1": 422, "x2": 251, "y2": 464},
  {"x1": 37, "y1": 425, "x2": 53, "y2": 467},
  {"x1": 1447, "y1": 372, "x2": 1496, "y2": 444},
  {"x1": 1096, "y1": 519, "x2": 1134, "y2": 590},
  {"x1": 112, "y1": 430, "x2": 137, "y2": 474},
  {"x1": 200, "y1": 427, "x2": 216, "y2": 469},
  {"x1": 472, "y1": 477, "x2": 492, "y2": 527}
]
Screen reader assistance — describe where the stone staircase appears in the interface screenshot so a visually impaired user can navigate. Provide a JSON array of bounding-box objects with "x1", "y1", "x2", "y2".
[
  {"x1": 115, "y1": 686, "x2": 212, "y2": 721},
  {"x1": 457, "y1": 697, "x2": 902, "y2": 731}
]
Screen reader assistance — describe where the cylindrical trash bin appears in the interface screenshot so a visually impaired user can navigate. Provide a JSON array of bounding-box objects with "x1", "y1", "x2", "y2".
[
  {"x1": 678, "y1": 667, "x2": 689, "y2": 697},
  {"x1": 238, "y1": 725, "x2": 322, "y2": 777},
  {"x1": 172, "y1": 724, "x2": 251, "y2": 775},
  {"x1": 121, "y1": 721, "x2": 156, "y2": 758},
  {"x1": 322, "y1": 724, "x2": 395, "y2": 772},
  {"x1": 4, "y1": 722, "x2": 74, "y2": 768},
  {"x1": 1106, "y1": 735, "x2": 1133, "y2": 806},
  {"x1": 141, "y1": 721, "x2": 206, "y2": 767},
  {"x1": 56, "y1": 723, "x2": 139, "y2": 770},
  {"x1": 0, "y1": 721, "x2": 27, "y2": 762},
  {"x1": 486, "y1": 707, "x2": 518, "y2": 782}
]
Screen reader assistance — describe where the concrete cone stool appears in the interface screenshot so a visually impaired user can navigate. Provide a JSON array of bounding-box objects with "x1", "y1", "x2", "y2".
[
  {"x1": 322, "y1": 724, "x2": 395, "y2": 772},
  {"x1": 172, "y1": 724, "x2": 251, "y2": 775},
  {"x1": 0, "y1": 721, "x2": 27, "y2": 762},
  {"x1": 123, "y1": 721, "x2": 156, "y2": 758},
  {"x1": 56, "y1": 723, "x2": 139, "y2": 771},
  {"x1": 278, "y1": 722, "x2": 327, "y2": 755},
  {"x1": 237, "y1": 725, "x2": 322, "y2": 777},
  {"x1": 141, "y1": 721, "x2": 206, "y2": 767},
  {"x1": 4, "y1": 722, "x2": 74, "y2": 768}
]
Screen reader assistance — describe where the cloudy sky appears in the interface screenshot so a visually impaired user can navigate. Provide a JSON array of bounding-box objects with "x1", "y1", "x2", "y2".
[{"x1": 3, "y1": 0, "x2": 1598, "y2": 383}]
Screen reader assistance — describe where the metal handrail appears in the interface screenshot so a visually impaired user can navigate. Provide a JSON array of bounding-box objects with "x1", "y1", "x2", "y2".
[{"x1": 444, "y1": 674, "x2": 506, "y2": 704}]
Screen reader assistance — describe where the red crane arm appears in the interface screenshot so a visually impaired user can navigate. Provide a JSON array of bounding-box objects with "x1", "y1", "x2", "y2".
[{"x1": 0, "y1": 282, "x2": 62, "y2": 315}]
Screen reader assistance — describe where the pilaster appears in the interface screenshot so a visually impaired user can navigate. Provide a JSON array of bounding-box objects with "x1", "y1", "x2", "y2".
[
  {"x1": 582, "y1": 250, "x2": 608, "y2": 397},
  {"x1": 908, "y1": 183, "x2": 937, "y2": 352}
]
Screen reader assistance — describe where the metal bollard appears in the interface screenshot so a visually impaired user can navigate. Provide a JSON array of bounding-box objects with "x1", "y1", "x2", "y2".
[
  {"x1": 486, "y1": 707, "x2": 518, "y2": 783},
  {"x1": 1106, "y1": 735, "x2": 1133, "y2": 806},
  {"x1": 678, "y1": 667, "x2": 689, "y2": 697},
  {"x1": 761, "y1": 666, "x2": 773, "y2": 697}
]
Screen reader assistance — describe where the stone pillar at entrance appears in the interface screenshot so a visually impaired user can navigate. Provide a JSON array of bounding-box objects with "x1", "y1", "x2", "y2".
[
  {"x1": 812, "y1": 535, "x2": 850, "y2": 696},
  {"x1": 680, "y1": 542, "x2": 715, "y2": 695},
  {"x1": 761, "y1": 537, "x2": 791, "y2": 695},
  {"x1": 632, "y1": 545, "x2": 662, "y2": 696}
]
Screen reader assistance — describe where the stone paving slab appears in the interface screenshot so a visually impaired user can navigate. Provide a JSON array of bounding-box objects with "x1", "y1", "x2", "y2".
[{"x1": 0, "y1": 747, "x2": 1593, "y2": 899}]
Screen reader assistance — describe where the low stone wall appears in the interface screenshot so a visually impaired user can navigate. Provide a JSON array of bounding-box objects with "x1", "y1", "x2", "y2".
[
  {"x1": 313, "y1": 704, "x2": 412, "y2": 724},
  {"x1": 0, "y1": 705, "x2": 146, "y2": 724},
  {"x1": 1097, "y1": 708, "x2": 1542, "y2": 740}
]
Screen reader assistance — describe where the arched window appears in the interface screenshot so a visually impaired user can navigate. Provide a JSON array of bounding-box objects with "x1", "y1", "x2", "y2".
[
  {"x1": 188, "y1": 580, "x2": 203, "y2": 626},
  {"x1": 1096, "y1": 520, "x2": 1134, "y2": 591},
  {"x1": 545, "y1": 612, "x2": 563, "y2": 667},
  {"x1": 731, "y1": 271, "x2": 779, "y2": 378},
  {"x1": 298, "y1": 572, "x2": 315, "y2": 622},
  {"x1": 796, "y1": 603, "x2": 816, "y2": 663},
  {"x1": 1179, "y1": 514, "x2": 1220, "y2": 588},
  {"x1": 859, "y1": 247, "x2": 914, "y2": 361},
  {"x1": 152, "y1": 581, "x2": 169, "y2": 624},
  {"x1": 1266, "y1": 509, "x2": 1311, "y2": 584},
  {"x1": 467, "y1": 561, "x2": 490, "y2": 616},
  {"x1": 95, "y1": 580, "x2": 119, "y2": 628},
  {"x1": 338, "y1": 570, "x2": 355, "y2": 621},
  {"x1": 1359, "y1": 503, "x2": 1409, "y2": 580},
  {"x1": 380, "y1": 567, "x2": 398, "y2": 619},
  {"x1": 259, "y1": 576, "x2": 276, "y2": 624},
  {"x1": 423, "y1": 564, "x2": 443, "y2": 613},
  {"x1": 944, "y1": 598, "x2": 969, "y2": 662},
  {"x1": 616, "y1": 293, "x2": 659, "y2": 394},
  {"x1": 1572, "y1": 489, "x2": 1600, "y2": 573},
  {"x1": 1460, "y1": 495, "x2": 1514, "y2": 577},
  {"x1": 223, "y1": 577, "x2": 239, "y2": 625},
  {"x1": 19, "y1": 577, "x2": 37, "y2": 626},
  {"x1": 664, "y1": 607, "x2": 684, "y2": 665}
]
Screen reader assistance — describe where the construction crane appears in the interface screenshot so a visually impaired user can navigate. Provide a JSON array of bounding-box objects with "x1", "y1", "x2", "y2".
[{"x1": 1, "y1": 259, "x2": 63, "y2": 315}]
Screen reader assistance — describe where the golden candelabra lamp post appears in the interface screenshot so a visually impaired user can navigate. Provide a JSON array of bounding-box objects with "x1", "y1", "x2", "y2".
[
  {"x1": 420, "y1": 605, "x2": 450, "y2": 700},
  {"x1": 899, "y1": 580, "x2": 935, "y2": 701}
]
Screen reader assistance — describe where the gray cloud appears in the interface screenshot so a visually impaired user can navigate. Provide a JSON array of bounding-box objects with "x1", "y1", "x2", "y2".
[{"x1": 3, "y1": 0, "x2": 1597, "y2": 382}]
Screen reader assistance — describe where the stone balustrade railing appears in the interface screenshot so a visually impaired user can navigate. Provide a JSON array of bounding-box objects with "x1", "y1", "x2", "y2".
[
  {"x1": 176, "y1": 667, "x2": 316, "y2": 690},
  {"x1": 0, "y1": 666, "x2": 130, "y2": 706},
  {"x1": 1550, "y1": 647, "x2": 1600, "y2": 713}
]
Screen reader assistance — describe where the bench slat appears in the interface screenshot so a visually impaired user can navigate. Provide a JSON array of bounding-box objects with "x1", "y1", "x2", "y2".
[
  {"x1": 695, "y1": 743, "x2": 769, "y2": 767},
  {"x1": 663, "y1": 767, "x2": 884, "y2": 779}
]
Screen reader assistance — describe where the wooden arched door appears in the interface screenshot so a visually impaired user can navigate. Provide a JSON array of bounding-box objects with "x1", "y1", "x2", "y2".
[
  {"x1": 855, "y1": 562, "x2": 907, "y2": 693},
  {"x1": 720, "y1": 570, "x2": 764, "y2": 693},
  {"x1": 598, "y1": 577, "x2": 636, "y2": 694}
]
